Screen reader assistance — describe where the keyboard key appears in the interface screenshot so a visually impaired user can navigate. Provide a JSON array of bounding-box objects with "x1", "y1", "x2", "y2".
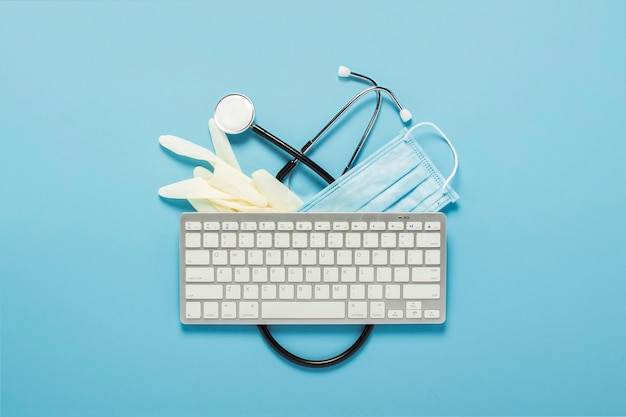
[
  {"x1": 283, "y1": 250, "x2": 299, "y2": 265},
  {"x1": 186, "y1": 302, "x2": 201, "y2": 318},
  {"x1": 301, "y1": 250, "x2": 317, "y2": 265},
  {"x1": 388, "y1": 222, "x2": 404, "y2": 230},
  {"x1": 398, "y1": 233, "x2": 414, "y2": 248},
  {"x1": 406, "y1": 221, "x2": 422, "y2": 230},
  {"x1": 259, "y1": 222, "x2": 275, "y2": 230},
  {"x1": 221, "y1": 302, "x2": 236, "y2": 318},
  {"x1": 345, "y1": 233, "x2": 361, "y2": 248},
  {"x1": 269, "y1": 267, "x2": 285, "y2": 282},
  {"x1": 351, "y1": 221, "x2": 367, "y2": 230},
  {"x1": 394, "y1": 267, "x2": 410, "y2": 282},
  {"x1": 222, "y1": 221, "x2": 238, "y2": 231},
  {"x1": 425, "y1": 250, "x2": 441, "y2": 265},
  {"x1": 333, "y1": 222, "x2": 349, "y2": 231},
  {"x1": 380, "y1": 233, "x2": 397, "y2": 248},
  {"x1": 278, "y1": 222, "x2": 293, "y2": 230},
  {"x1": 185, "y1": 221, "x2": 202, "y2": 231},
  {"x1": 363, "y1": 233, "x2": 378, "y2": 248},
  {"x1": 333, "y1": 284, "x2": 348, "y2": 299},
  {"x1": 372, "y1": 250, "x2": 388, "y2": 265},
  {"x1": 305, "y1": 267, "x2": 321, "y2": 282},
  {"x1": 266, "y1": 250, "x2": 281, "y2": 265},
  {"x1": 416, "y1": 233, "x2": 441, "y2": 248},
  {"x1": 359, "y1": 267, "x2": 374, "y2": 282},
  {"x1": 407, "y1": 250, "x2": 423, "y2": 265},
  {"x1": 370, "y1": 301, "x2": 385, "y2": 318},
  {"x1": 288, "y1": 267, "x2": 303, "y2": 282},
  {"x1": 203, "y1": 302, "x2": 219, "y2": 319},
  {"x1": 292, "y1": 233, "x2": 308, "y2": 248},
  {"x1": 348, "y1": 302, "x2": 367, "y2": 318},
  {"x1": 185, "y1": 233, "x2": 201, "y2": 248},
  {"x1": 368, "y1": 284, "x2": 383, "y2": 299},
  {"x1": 211, "y1": 250, "x2": 228, "y2": 265},
  {"x1": 403, "y1": 284, "x2": 440, "y2": 299},
  {"x1": 186, "y1": 267, "x2": 214, "y2": 282},
  {"x1": 354, "y1": 250, "x2": 370, "y2": 265},
  {"x1": 262, "y1": 302, "x2": 345, "y2": 319},
  {"x1": 230, "y1": 250, "x2": 246, "y2": 265},
  {"x1": 216, "y1": 268, "x2": 232, "y2": 282},
  {"x1": 369, "y1": 222, "x2": 386, "y2": 230},
  {"x1": 186, "y1": 284, "x2": 223, "y2": 300},
  {"x1": 252, "y1": 267, "x2": 268, "y2": 282},
  {"x1": 412, "y1": 267, "x2": 440, "y2": 282},
  {"x1": 350, "y1": 284, "x2": 365, "y2": 299},
  {"x1": 388, "y1": 309, "x2": 404, "y2": 319},
  {"x1": 238, "y1": 233, "x2": 255, "y2": 248},
  {"x1": 310, "y1": 233, "x2": 325, "y2": 248},
  {"x1": 386, "y1": 284, "x2": 401, "y2": 299},
  {"x1": 318, "y1": 250, "x2": 334, "y2": 265},
  {"x1": 240, "y1": 221, "x2": 257, "y2": 231},
  {"x1": 315, "y1": 285, "x2": 330, "y2": 300},
  {"x1": 327, "y1": 233, "x2": 343, "y2": 248},
  {"x1": 203, "y1": 233, "x2": 219, "y2": 248},
  {"x1": 274, "y1": 233, "x2": 290, "y2": 248},
  {"x1": 243, "y1": 285, "x2": 259, "y2": 299},
  {"x1": 279, "y1": 284, "x2": 294, "y2": 299},
  {"x1": 296, "y1": 221, "x2": 312, "y2": 230},
  {"x1": 239, "y1": 302, "x2": 259, "y2": 319},
  {"x1": 390, "y1": 250, "x2": 406, "y2": 265},
  {"x1": 425, "y1": 222, "x2": 441, "y2": 231},
  {"x1": 315, "y1": 221, "x2": 331, "y2": 230},
  {"x1": 424, "y1": 309, "x2": 440, "y2": 319},
  {"x1": 323, "y1": 267, "x2": 339, "y2": 282},
  {"x1": 336, "y1": 250, "x2": 352, "y2": 265},
  {"x1": 203, "y1": 221, "x2": 220, "y2": 230},
  {"x1": 186, "y1": 250, "x2": 211, "y2": 265},
  {"x1": 341, "y1": 267, "x2": 357, "y2": 282},
  {"x1": 225, "y1": 284, "x2": 241, "y2": 300},
  {"x1": 248, "y1": 250, "x2": 264, "y2": 266},
  {"x1": 297, "y1": 285, "x2": 312, "y2": 299},
  {"x1": 234, "y1": 267, "x2": 250, "y2": 282},
  {"x1": 261, "y1": 284, "x2": 276, "y2": 299},
  {"x1": 407, "y1": 309, "x2": 422, "y2": 319}
]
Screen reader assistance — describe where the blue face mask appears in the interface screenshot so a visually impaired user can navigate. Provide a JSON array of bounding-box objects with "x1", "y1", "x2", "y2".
[{"x1": 298, "y1": 122, "x2": 459, "y2": 213}]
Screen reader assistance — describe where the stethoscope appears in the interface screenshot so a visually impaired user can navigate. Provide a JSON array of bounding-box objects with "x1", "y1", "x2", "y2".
[
  {"x1": 210, "y1": 67, "x2": 414, "y2": 368},
  {"x1": 213, "y1": 66, "x2": 412, "y2": 185}
]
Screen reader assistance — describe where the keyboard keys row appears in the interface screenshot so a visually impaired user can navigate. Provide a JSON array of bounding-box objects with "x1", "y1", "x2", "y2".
[
  {"x1": 186, "y1": 266, "x2": 441, "y2": 283},
  {"x1": 185, "y1": 300, "x2": 441, "y2": 320},
  {"x1": 185, "y1": 249, "x2": 441, "y2": 266},
  {"x1": 185, "y1": 231, "x2": 441, "y2": 249},
  {"x1": 185, "y1": 283, "x2": 440, "y2": 301},
  {"x1": 185, "y1": 221, "x2": 441, "y2": 232}
]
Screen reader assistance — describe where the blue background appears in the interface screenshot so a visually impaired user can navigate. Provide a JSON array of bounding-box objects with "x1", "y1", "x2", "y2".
[{"x1": 1, "y1": 1, "x2": 625, "y2": 416}]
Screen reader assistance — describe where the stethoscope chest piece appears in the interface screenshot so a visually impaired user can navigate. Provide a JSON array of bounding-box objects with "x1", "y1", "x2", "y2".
[{"x1": 214, "y1": 93, "x2": 255, "y2": 134}]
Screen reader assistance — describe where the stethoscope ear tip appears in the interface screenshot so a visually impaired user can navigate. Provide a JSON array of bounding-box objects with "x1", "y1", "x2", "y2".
[
  {"x1": 400, "y1": 108, "x2": 412, "y2": 123},
  {"x1": 337, "y1": 65, "x2": 351, "y2": 78}
]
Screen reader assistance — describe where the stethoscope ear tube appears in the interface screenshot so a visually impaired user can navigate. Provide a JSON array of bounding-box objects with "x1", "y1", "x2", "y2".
[{"x1": 250, "y1": 124, "x2": 335, "y2": 184}]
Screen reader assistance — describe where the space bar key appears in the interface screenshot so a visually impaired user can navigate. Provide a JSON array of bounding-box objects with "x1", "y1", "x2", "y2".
[{"x1": 262, "y1": 302, "x2": 346, "y2": 319}]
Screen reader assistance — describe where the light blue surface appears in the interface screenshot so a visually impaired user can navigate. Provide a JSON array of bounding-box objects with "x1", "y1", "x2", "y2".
[{"x1": 1, "y1": 1, "x2": 625, "y2": 416}]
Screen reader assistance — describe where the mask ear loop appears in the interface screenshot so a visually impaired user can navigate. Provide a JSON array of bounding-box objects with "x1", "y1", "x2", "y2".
[{"x1": 406, "y1": 121, "x2": 459, "y2": 192}]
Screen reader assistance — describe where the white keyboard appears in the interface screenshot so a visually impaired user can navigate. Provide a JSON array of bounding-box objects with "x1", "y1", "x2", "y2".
[{"x1": 180, "y1": 212, "x2": 446, "y2": 325}]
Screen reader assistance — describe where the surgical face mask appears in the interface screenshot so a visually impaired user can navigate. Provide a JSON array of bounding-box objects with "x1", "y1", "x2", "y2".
[{"x1": 298, "y1": 122, "x2": 459, "y2": 213}]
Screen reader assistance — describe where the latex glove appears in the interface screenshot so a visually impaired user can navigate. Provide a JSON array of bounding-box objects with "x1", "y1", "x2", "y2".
[{"x1": 158, "y1": 119, "x2": 303, "y2": 212}]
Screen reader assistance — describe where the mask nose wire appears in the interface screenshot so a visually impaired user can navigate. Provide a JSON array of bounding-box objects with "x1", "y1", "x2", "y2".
[{"x1": 406, "y1": 122, "x2": 459, "y2": 192}]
